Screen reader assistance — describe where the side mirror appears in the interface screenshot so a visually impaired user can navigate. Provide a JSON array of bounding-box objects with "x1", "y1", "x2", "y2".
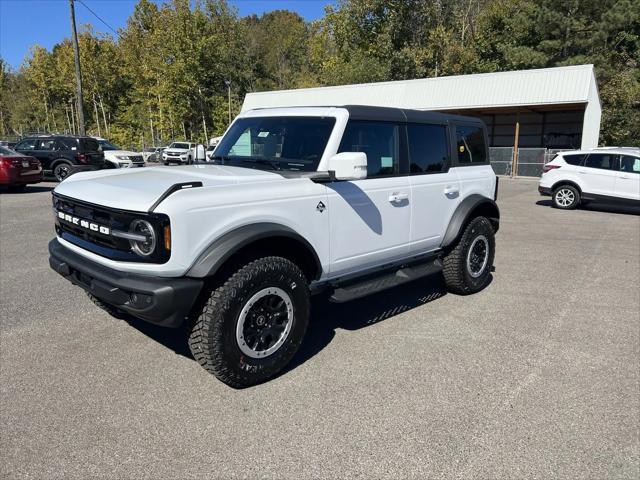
[{"x1": 327, "y1": 152, "x2": 367, "y2": 180}]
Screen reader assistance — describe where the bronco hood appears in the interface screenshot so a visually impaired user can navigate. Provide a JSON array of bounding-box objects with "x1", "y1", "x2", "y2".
[{"x1": 54, "y1": 165, "x2": 283, "y2": 212}]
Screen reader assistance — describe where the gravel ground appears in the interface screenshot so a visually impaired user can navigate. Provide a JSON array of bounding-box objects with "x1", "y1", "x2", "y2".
[{"x1": 1, "y1": 177, "x2": 639, "y2": 479}]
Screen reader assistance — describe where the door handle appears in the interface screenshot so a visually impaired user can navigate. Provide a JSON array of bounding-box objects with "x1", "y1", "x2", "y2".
[
  {"x1": 388, "y1": 192, "x2": 409, "y2": 203},
  {"x1": 578, "y1": 170, "x2": 587, "y2": 174},
  {"x1": 619, "y1": 175, "x2": 630, "y2": 179},
  {"x1": 444, "y1": 185, "x2": 459, "y2": 195}
]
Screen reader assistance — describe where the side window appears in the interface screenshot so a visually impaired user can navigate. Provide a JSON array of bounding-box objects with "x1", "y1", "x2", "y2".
[
  {"x1": 38, "y1": 139, "x2": 57, "y2": 151},
  {"x1": 15, "y1": 139, "x2": 37, "y2": 150},
  {"x1": 563, "y1": 154, "x2": 586, "y2": 166},
  {"x1": 455, "y1": 125, "x2": 487, "y2": 164},
  {"x1": 407, "y1": 124, "x2": 449, "y2": 174},
  {"x1": 620, "y1": 155, "x2": 640, "y2": 174},
  {"x1": 584, "y1": 153, "x2": 616, "y2": 170},
  {"x1": 338, "y1": 121, "x2": 399, "y2": 178}
]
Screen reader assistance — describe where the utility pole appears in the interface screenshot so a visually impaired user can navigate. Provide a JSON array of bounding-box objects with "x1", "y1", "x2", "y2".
[
  {"x1": 224, "y1": 79, "x2": 231, "y2": 125},
  {"x1": 69, "y1": 0, "x2": 85, "y2": 135}
]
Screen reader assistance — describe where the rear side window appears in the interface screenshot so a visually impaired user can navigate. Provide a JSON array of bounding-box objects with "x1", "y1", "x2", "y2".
[
  {"x1": 15, "y1": 139, "x2": 37, "y2": 150},
  {"x1": 585, "y1": 153, "x2": 616, "y2": 170},
  {"x1": 407, "y1": 124, "x2": 449, "y2": 174},
  {"x1": 58, "y1": 138, "x2": 78, "y2": 150},
  {"x1": 563, "y1": 154, "x2": 586, "y2": 166},
  {"x1": 456, "y1": 126, "x2": 486, "y2": 164},
  {"x1": 80, "y1": 138, "x2": 100, "y2": 152},
  {"x1": 620, "y1": 155, "x2": 640, "y2": 174},
  {"x1": 339, "y1": 121, "x2": 399, "y2": 178}
]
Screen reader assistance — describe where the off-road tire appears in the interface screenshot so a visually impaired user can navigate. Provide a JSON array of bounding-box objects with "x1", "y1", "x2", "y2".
[
  {"x1": 443, "y1": 216, "x2": 495, "y2": 295},
  {"x1": 86, "y1": 292, "x2": 127, "y2": 319},
  {"x1": 552, "y1": 184, "x2": 580, "y2": 209},
  {"x1": 188, "y1": 256, "x2": 310, "y2": 388}
]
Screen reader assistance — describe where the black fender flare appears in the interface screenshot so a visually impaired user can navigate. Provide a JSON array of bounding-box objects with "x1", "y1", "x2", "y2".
[
  {"x1": 187, "y1": 222, "x2": 322, "y2": 279},
  {"x1": 441, "y1": 195, "x2": 500, "y2": 249}
]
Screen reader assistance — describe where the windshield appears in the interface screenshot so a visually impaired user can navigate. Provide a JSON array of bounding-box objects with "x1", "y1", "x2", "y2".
[
  {"x1": 214, "y1": 116, "x2": 336, "y2": 171},
  {"x1": 170, "y1": 142, "x2": 190, "y2": 149},
  {"x1": 0, "y1": 146, "x2": 19, "y2": 156},
  {"x1": 97, "y1": 139, "x2": 120, "y2": 151}
]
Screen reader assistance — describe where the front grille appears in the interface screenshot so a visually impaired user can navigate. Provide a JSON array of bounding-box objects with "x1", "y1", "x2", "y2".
[
  {"x1": 130, "y1": 156, "x2": 144, "y2": 163},
  {"x1": 53, "y1": 194, "x2": 170, "y2": 263}
]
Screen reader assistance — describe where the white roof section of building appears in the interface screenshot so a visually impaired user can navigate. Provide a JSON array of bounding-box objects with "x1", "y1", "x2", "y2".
[
  {"x1": 242, "y1": 64, "x2": 598, "y2": 111},
  {"x1": 241, "y1": 64, "x2": 601, "y2": 149}
]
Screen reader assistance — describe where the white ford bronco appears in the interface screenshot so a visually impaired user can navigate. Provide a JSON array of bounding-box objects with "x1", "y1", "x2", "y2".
[{"x1": 49, "y1": 106, "x2": 500, "y2": 387}]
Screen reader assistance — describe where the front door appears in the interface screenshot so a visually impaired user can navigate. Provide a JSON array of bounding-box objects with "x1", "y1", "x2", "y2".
[
  {"x1": 327, "y1": 121, "x2": 411, "y2": 275},
  {"x1": 615, "y1": 155, "x2": 640, "y2": 201}
]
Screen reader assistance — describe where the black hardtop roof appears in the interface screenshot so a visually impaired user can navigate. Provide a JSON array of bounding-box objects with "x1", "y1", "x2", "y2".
[
  {"x1": 342, "y1": 105, "x2": 483, "y2": 124},
  {"x1": 20, "y1": 134, "x2": 96, "y2": 141}
]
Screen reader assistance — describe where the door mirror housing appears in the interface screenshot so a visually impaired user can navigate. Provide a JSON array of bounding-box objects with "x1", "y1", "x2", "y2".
[{"x1": 326, "y1": 152, "x2": 367, "y2": 180}]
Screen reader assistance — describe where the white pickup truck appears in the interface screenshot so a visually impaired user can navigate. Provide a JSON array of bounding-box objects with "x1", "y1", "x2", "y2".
[{"x1": 49, "y1": 106, "x2": 499, "y2": 387}]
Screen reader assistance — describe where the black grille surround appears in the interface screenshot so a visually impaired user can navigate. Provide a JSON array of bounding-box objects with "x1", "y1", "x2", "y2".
[{"x1": 52, "y1": 193, "x2": 171, "y2": 264}]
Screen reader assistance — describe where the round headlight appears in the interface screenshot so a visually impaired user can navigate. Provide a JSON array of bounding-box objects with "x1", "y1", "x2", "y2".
[{"x1": 129, "y1": 219, "x2": 156, "y2": 256}]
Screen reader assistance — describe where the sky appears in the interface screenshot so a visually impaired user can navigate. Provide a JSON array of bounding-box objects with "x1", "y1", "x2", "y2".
[{"x1": 0, "y1": 0, "x2": 332, "y2": 70}]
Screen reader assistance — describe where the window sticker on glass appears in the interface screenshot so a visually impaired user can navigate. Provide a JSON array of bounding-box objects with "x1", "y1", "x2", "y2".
[
  {"x1": 459, "y1": 145, "x2": 465, "y2": 153},
  {"x1": 380, "y1": 156, "x2": 393, "y2": 168},
  {"x1": 257, "y1": 131, "x2": 270, "y2": 137}
]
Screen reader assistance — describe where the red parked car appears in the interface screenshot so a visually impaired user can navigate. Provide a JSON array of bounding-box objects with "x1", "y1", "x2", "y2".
[{"x1": 0, "y1": 146, "x2": 43, "y2": 191}]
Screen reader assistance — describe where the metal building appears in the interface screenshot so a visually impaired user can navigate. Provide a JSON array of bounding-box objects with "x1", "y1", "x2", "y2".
[{"x1": 241, "y1": 64, "x2": 601, "y2": 176}]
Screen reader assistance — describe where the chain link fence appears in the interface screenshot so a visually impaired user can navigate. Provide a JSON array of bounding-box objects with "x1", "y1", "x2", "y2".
[{"x1": 490, "y1": 147, "x2": 569, "y2": 177}]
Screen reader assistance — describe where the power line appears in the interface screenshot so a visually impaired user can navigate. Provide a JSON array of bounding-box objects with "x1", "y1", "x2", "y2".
[{"x1": 76, "y1": 0, "x2": 119, "y2": 36}]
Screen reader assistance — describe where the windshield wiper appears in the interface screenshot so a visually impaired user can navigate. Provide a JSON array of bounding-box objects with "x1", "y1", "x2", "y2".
[{"x1": 239, "y1": 158, "x2": 282, "y2": 170}]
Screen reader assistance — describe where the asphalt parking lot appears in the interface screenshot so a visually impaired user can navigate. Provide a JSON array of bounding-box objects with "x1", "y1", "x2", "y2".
[{"x1": 1, "y1": 177, "x2": 639, "y2": 479}]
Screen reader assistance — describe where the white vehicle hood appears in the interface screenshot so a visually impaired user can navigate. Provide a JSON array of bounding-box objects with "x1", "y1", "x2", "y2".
[{"x1": 54, "y1": 165, "x2": 283, "y2": 212}]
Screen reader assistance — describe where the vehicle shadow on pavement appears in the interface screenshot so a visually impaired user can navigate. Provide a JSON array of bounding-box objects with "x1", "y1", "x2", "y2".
[
  {"x1": 123, "y1": 273, "x2": 451, "y2": 374},
  {"x1": 535, "y1": 199, "x2": 640, "y2": 216},
  {"x1": 283, "y1": 274, "x2": 449, "y2": 375}
]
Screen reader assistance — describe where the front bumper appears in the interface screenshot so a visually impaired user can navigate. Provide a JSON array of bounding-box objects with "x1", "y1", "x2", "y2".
[{"x1": 49, "y1": 239, "x2": 203, "y2": 327}]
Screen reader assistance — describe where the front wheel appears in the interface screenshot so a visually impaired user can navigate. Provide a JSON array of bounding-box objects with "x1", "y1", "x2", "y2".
[
  {"x1": 443, "y1": 216, "x2": 495, "y2": 295},
  {"x1": 552, "y1": 185, "x2": 580, "y2": 209},
  {"x1": 188, "y1": 256, "x2": 310, "y2": 388}
]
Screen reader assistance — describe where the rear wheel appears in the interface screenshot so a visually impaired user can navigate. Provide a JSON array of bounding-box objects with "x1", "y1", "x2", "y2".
[
  {"x1": 53, "y1": 161, "x2": 72, "y2": 182},
  {"x1": 443, "y1": 216, "x2": 495, "y2": 295},
  {"x1": 188, "y1": 256, "x2": 310, "y2": 388},
  {"x1": 552, "y1": 185, "x2": 580, "y2": 209}
]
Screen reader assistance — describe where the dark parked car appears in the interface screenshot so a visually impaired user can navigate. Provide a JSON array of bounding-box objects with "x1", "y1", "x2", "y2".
[
  {"x1": 14, "y1": 135, "x2": 105, "y2": 182},
  {"x1": 0, "y1": 146, "x2": 43, "y2": 191}
]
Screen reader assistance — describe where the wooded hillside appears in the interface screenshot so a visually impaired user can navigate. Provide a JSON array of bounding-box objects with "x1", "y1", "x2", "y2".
[{"x1": 0, "y1": 0, "x2": 638, "y2": 148}]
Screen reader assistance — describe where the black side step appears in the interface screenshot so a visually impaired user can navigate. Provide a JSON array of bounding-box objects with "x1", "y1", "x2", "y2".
[{"x1": 329, "y1": 258, "x2": 443, "y2": 303}]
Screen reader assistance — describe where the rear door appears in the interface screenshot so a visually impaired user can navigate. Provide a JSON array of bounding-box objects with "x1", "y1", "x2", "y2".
[
  {"x1": 578, "y1": 153, "x2": 618, "y2": 197},
  {"x1": 34, "y1": 138, "x2": 59, "y2": 170},
  {"x1": 615, "y1": 155, "x2": 640, "y2": 201},
  {"x1": 407, "y1": 122, "x2": 460, "y2": 253}
]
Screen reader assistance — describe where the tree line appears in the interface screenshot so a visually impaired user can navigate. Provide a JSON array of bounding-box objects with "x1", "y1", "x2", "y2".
[{"x1": 0, "y1": 0, "x2": 638, "y2": 149}]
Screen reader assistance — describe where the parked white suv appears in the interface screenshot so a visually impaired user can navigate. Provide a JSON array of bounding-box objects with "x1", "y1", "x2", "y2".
[
  {"x1": 48, "y1": 106, "x2": 499, "y2": 387},
  {"x1": 96, "y1": 138, "x2": 145, "y2": 169},
  {"x1": 539, "y1": 148, "x2": 640, "y2": 209},
  {"x1": 162, "y1": 142, "x2": 196, "y2": 165}
]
